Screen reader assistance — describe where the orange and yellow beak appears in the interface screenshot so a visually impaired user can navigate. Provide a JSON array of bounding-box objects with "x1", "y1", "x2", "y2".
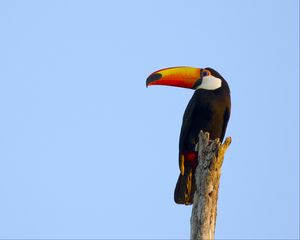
[{"x1": 146, "y1": 66, "x2": 201, "y2": 89}]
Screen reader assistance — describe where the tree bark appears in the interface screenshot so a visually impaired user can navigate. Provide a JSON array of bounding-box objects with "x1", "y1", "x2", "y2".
[{"x1": 190, "y1": 131, "x2": 231, "y2": 240}]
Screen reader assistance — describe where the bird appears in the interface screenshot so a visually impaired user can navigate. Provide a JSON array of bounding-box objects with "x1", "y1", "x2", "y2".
[{"x1": 146, "y1": 67, "x2": 231, "y2": 205}]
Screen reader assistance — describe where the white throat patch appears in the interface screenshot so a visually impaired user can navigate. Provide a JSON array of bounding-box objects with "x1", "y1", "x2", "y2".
[{"x1": 196, "y1": 75, "x2": 222, "y2": 90}]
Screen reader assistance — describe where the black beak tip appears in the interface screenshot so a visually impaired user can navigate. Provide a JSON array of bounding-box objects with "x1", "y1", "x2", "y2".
[{"x1": 146, "y1": 73, "x2": 162, "y2": 87}]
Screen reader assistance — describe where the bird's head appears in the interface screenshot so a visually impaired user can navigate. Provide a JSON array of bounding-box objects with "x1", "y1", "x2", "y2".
[{"x1": 146, "y1": 66, "x2": 225, "y2": 91}]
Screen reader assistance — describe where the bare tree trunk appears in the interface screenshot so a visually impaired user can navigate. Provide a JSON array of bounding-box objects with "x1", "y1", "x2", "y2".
[{"x1": 190, "y1": 131, "x2": 232, "y2": 240}]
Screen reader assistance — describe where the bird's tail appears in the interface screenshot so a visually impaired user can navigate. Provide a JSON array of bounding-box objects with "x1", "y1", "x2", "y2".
[{"x1": 174, "y1": 167, "x2": 196, "y2": 205}]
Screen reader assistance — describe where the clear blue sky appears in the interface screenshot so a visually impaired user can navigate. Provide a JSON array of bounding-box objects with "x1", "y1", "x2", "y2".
[{"x1": 0, "y1": 0, "x2": 299, "y2": 239}]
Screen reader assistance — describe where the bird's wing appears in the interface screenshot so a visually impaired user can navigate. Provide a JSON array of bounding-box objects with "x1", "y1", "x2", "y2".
[{"x1": 220, "y1": 106, "x2": 231, "y2": 142}]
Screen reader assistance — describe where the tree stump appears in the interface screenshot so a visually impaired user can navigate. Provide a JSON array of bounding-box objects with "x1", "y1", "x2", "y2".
[{"x1": 190, "y1": 131, "x2": 232, "y2": 240}]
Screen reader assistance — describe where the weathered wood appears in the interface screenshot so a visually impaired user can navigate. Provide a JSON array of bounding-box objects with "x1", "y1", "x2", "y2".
[{"x1": 190, "y1": 131, "x2": 231, "y2": 240}]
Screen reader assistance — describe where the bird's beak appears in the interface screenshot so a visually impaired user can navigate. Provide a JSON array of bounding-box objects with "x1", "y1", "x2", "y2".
[{"x1": 146, "y1": 67, "x2": 202, "y2": 89}]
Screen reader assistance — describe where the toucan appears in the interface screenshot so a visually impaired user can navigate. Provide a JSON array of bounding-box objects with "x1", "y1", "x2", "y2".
[{"x1": 146, "y1": 67, "x2": 231, "y2": 205}]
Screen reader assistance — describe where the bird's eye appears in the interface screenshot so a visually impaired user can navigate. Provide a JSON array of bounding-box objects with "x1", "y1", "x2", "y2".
[{"x1": 203, "y1": 70, "x2": 210, "y2": 77}]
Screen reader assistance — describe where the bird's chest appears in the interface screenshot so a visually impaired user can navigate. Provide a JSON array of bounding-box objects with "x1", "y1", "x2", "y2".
[{"x1": 193, "y1": 93, "x2": 224, "y2": 135}]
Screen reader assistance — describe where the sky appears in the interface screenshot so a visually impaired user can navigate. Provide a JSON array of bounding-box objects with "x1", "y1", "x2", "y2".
[{"x1": 0, "y1": 0, "x2": 299, "y2": 239}]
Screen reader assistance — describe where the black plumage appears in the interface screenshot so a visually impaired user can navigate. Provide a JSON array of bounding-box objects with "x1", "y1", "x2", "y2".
[{"x1": 174, "y1": 68, "x2": 231, "y2": 205}]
